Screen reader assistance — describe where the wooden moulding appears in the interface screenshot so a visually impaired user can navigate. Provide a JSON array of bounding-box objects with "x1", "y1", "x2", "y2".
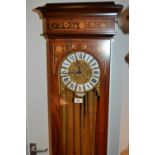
[
  {"x1": 34, "y1": 2, "x2": 123, "y2": 38},
  {"x1": 34, "y1": 2, "x2": 123, "y2": 17}
]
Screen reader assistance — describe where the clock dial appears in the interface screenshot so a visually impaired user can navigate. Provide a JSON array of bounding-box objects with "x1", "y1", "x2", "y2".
[{"x1": 60, "y1": 52, "x2": 100, "y2": 95}]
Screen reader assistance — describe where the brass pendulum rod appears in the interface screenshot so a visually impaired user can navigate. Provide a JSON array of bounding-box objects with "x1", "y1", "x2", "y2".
[
  {"x1": 66, "y1": 90, "x2": 74, "y2": 155},
  {"x1": 73, "y1": 94, "x2": 81, "y2": 155},
  {"x1": 92, "y1": 90, "x2": 97, "y2": 155},
  {"x1": 60, "y1": 84, "x2": 67, "y2": 155}
]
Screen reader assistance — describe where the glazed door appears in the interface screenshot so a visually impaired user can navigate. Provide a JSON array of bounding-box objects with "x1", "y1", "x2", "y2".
[{"x1": 47, "y1": 39, "x2": 111, "y2": 155}]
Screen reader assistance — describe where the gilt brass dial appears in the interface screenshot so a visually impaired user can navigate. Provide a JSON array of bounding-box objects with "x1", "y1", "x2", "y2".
[
  {"x1": 68, "y1": 60, "x2": 92, "y2": 84},
  {"x1": 60, "y1": 52, "x2": 100, "y2": 96}
]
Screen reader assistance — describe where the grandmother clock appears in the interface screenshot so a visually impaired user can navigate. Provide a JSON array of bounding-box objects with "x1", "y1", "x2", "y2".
[{"x1": 35, "y1": 2, "x2": 123, "y2": 155}]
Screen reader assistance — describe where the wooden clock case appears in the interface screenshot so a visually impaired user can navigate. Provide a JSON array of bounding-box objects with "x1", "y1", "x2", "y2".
[{"x1": 35, "y1": 2, "x2": 123, "y2": 155}]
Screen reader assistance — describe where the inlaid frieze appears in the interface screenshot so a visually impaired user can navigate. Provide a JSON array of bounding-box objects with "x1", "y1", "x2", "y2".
[
  {"x1": 45, "y1": 17, "x2": 115, "y2": 34},
  {"x1": 50, "y1": 20, "x2": 111, "y2": 31}
]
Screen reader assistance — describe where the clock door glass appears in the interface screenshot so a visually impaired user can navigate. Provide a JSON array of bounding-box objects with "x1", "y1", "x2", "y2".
[{"x1": 58, "y1": 51, "x2": 100, "y2": 155}]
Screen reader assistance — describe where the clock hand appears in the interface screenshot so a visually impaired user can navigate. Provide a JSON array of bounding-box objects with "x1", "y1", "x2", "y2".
[
  {"x1": 68, "y1": 71, "x2": 78, "y2": 75},
  {"x1": 76, "y1": 60, "x2": 82, "y2": 74}
]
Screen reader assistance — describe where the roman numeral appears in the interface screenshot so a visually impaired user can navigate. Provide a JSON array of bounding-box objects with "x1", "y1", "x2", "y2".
[
  {"x1": 90, "y1": 59, "x2": 99, "y2": 69},
  {"x1": 60, "y1": 68, "x2": 68, "y2": 76},
  {"x1": 67, "y1": 54, "x2": 76, "y2": 62},
  {"x1": 84, "y1": 82, "x2": 93, "y2": 91},
  {"x1": 76, "y1": 52, "x2": 85, "y2": 60},
  {"x1": 62, "y1": 76, "x2": 70, "y2": 85},
  {"x1": 76, "y1": 84, "x2": 84, "y2": 92},
  {"x1": 90, "y1": 77, "x2": 99, "y2": 86},
  {"x1": 91, "y1": 78, "x2": 97, "y2": 83},
  {"x1": 62, "y1": 59, "x2": 71, "y2": 68},
  {"x1": 92, "y1": 68, "x2": 100, "y2": 77},
  {"x1": 84, "y1": 53, "x2": 93, "y2": 63},
  {"x1": 67, "y1": 82, "x2": 76, "y2": 91}
]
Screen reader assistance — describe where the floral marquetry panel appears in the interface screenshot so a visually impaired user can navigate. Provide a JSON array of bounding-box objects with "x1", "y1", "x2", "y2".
[{"x1": 45, "y1": 17, "x2": 115, "y2": 35}]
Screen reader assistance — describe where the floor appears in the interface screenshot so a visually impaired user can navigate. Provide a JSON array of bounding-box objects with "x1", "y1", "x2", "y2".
[{"x1": 121, "y1": 147, "x2": 129, "y2": 155}]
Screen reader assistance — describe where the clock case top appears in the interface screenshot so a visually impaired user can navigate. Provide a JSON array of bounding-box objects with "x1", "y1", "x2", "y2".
[{"x1": 34, "y1": 2, "x2": 123, "y2": 39}]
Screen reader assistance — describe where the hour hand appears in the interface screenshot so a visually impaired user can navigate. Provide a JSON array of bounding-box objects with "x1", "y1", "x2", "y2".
[
  {"x1": 68, "y1": 71, "x2": 78, "y2": 75},
  {"x1": 76, "y1": 60, "x2": 82, "y2": 73}
]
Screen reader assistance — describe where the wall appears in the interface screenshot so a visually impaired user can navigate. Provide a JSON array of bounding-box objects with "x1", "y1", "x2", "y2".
[
  {"x1": 110, "y1": 25, "x2": 129, "y2": 154},
  {"x1": 27, "y1": 0, "x2": 129, "y2": 155}
]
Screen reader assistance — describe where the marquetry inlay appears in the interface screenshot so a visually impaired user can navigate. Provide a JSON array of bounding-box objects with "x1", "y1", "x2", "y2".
[
  {"x1": 50, "y1": 19, "x2": 112, "y2": 31},
  {"x1": 52, "y1": 40, "x2": 107, "y2": 74}
]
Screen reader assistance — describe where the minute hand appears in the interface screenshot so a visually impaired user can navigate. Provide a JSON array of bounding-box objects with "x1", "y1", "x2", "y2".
[{"x1": 76, "y1": 60, "x2": 82, "y2": 74}]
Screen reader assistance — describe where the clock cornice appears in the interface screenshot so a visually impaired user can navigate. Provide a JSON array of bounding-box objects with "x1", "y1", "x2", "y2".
[{"x1": 34, "y1": 2, "x2": 123, "y2": 18}]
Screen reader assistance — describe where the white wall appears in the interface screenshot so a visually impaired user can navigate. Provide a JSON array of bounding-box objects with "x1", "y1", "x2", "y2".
[
  {"x1": 110, "y1": 25, "x2": 129, "y2": 155},
  {"x1": 27, "y1": 0, "x2": 129, "y2": 155},
  {"x1": 27, "y1": 1, "x2": 49, "y2": 154}
]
